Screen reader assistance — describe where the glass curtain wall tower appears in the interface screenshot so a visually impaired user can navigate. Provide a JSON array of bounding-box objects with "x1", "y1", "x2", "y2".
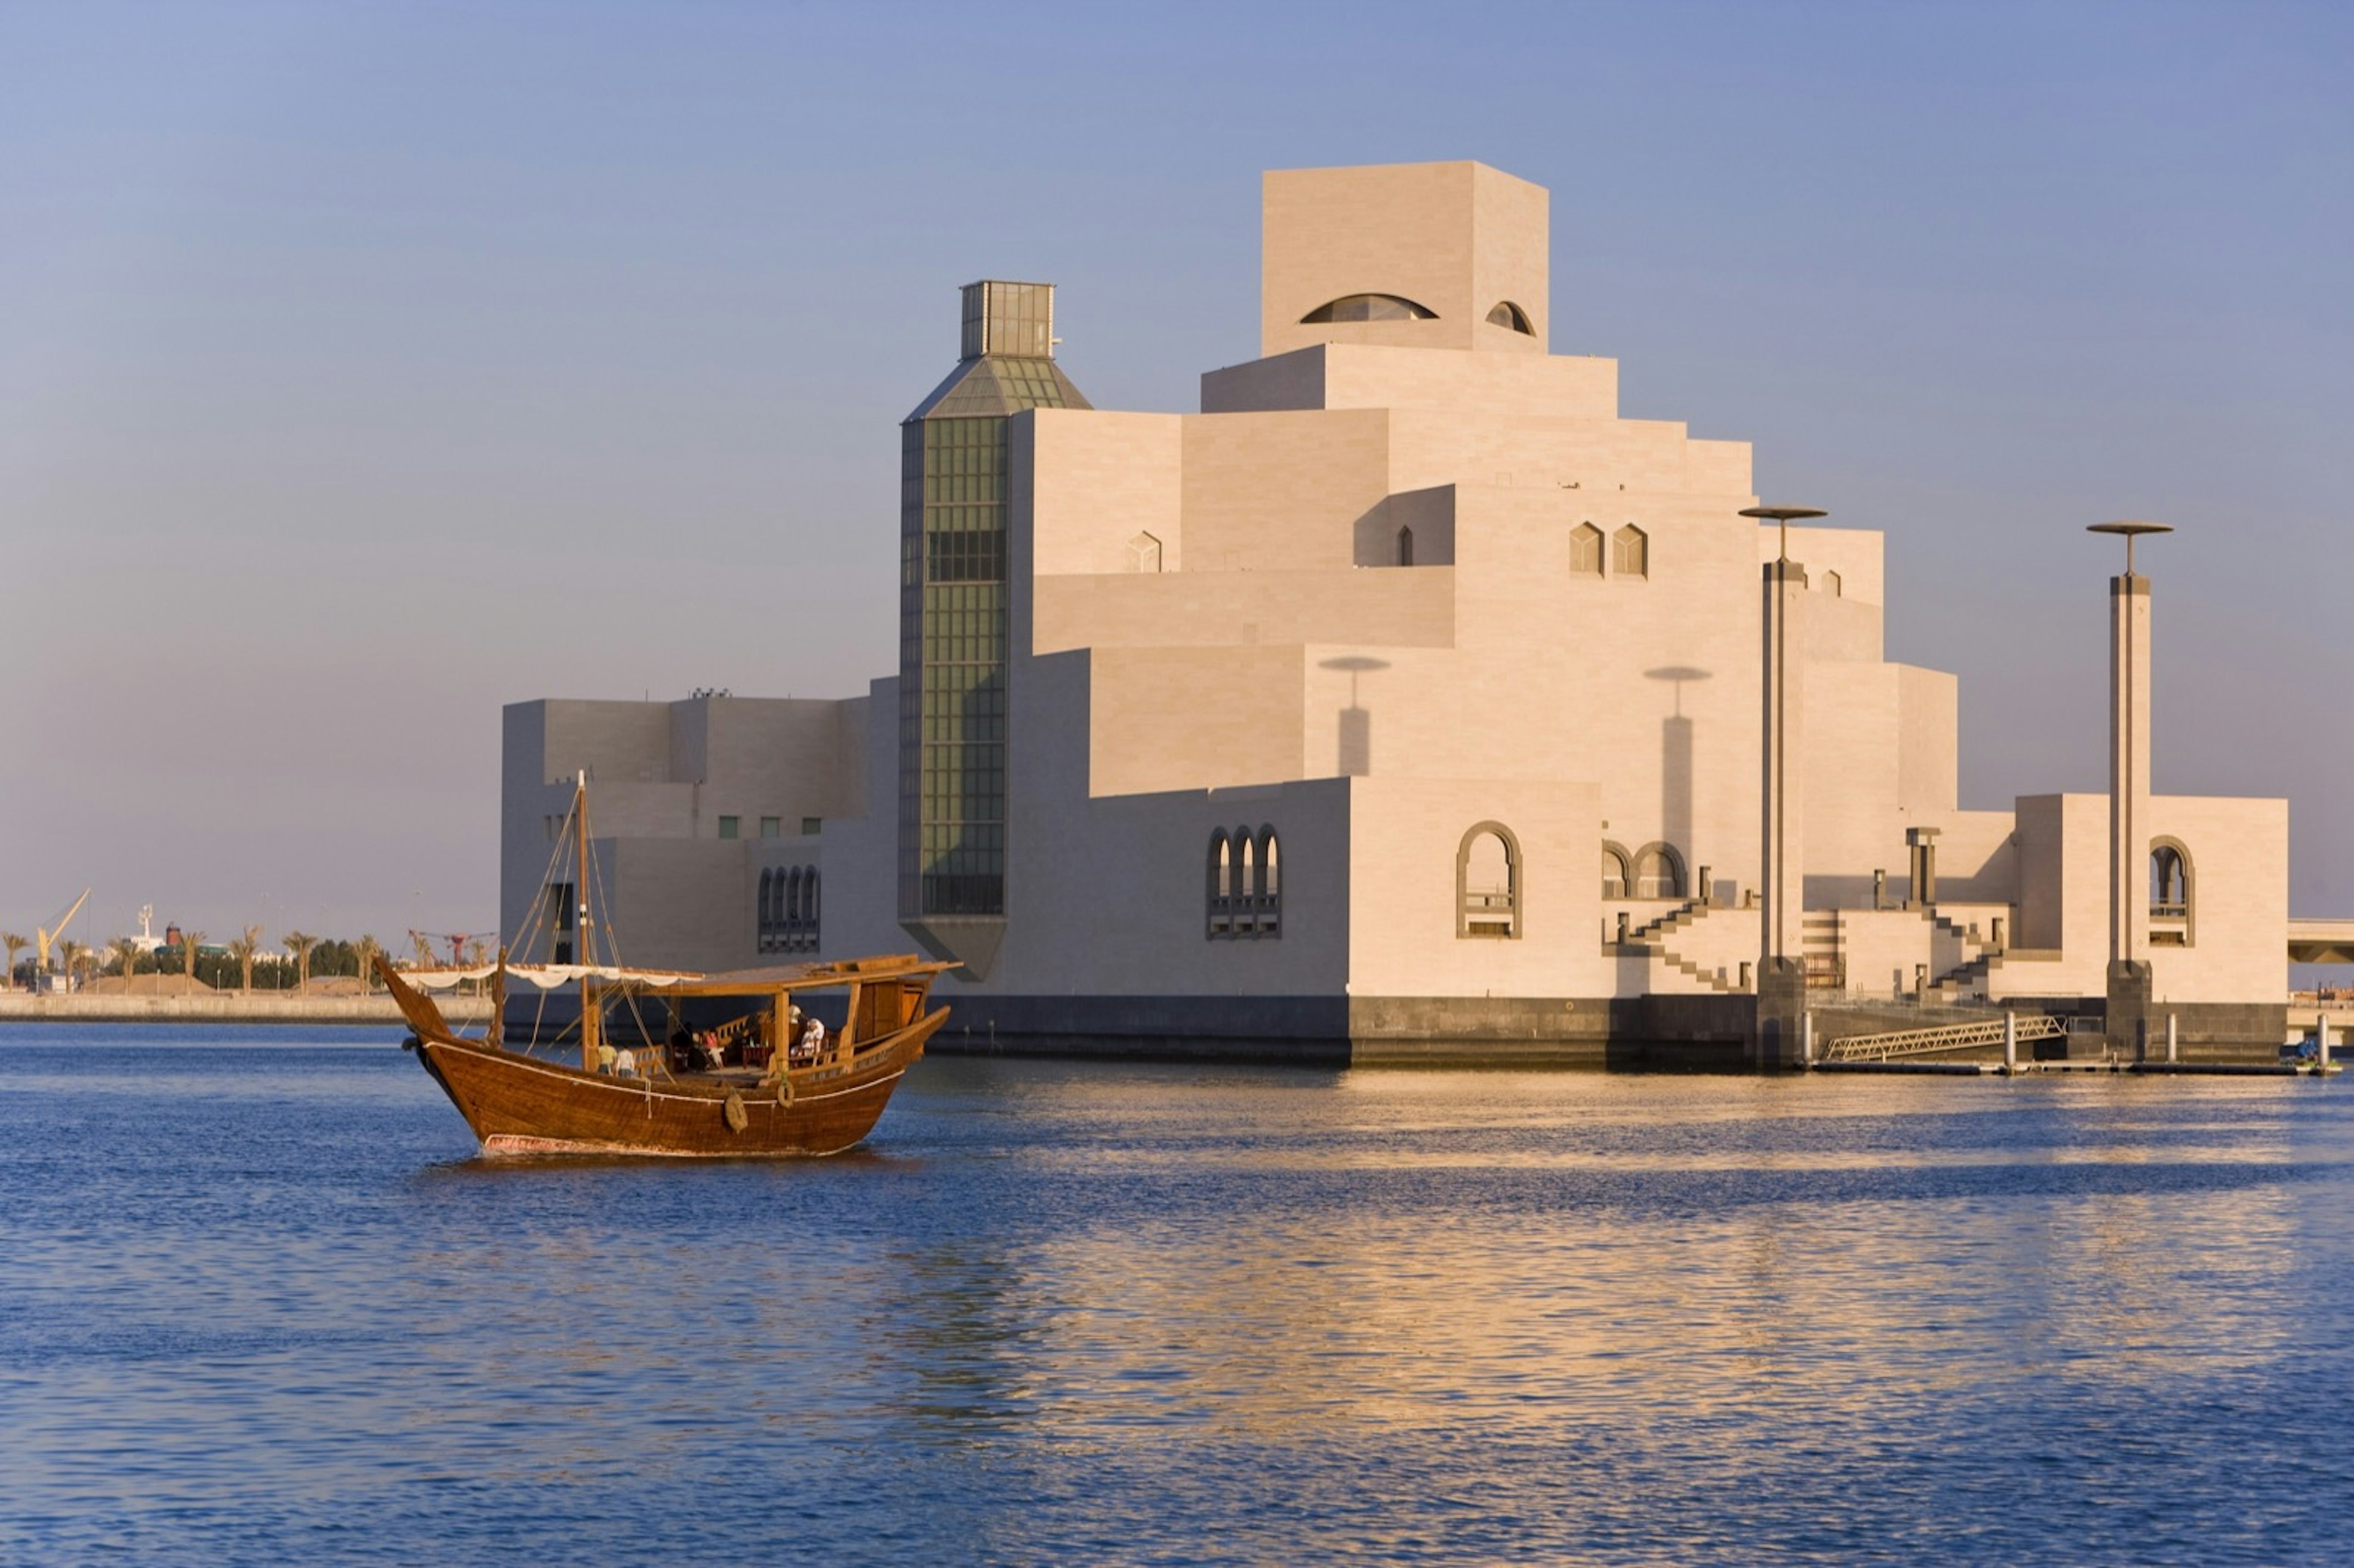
[{"x1": 897, "y1": 282, "x2": 1089, "y2": 969}]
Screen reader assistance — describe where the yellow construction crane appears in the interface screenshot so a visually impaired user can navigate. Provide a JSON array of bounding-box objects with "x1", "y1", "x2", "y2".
[{"x1": 37, "y1": 889, "x2": 91, "y2": 975}]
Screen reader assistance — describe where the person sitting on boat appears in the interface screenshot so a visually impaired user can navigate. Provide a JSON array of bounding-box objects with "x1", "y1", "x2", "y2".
[
  {"x1": 614, "y1": 1046, "x2": 638, "y2": 1079},
  {"x1": 595, "y1": 1041, "x2": 618, "y2": 1076},
  {"x1": 698, "y1": 1030, "x2": 726, "y2": 1072},
  {"x1": 798, "y1": 1015, "x2": 826, "y2": 1062}
]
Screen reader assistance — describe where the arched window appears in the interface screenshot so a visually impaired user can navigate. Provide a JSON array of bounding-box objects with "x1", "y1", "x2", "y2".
[
  {"x1": 1612, "y1": 524, "x2": 1648, "y2": 579},
  {"x1": 1208, "y1": 826, "x2": 1281, "y2": 941},
  {"x1": 1633, "y1": 842, "x2": 1685, "y2": 900},
  {"x1": 1821, "y1": 569, "x2": 1842, "y2": 598},
  {"x1": 761, "y1": 867, "x2": 820, "y2": 954},
  {"x1": 2150, "y1": 839, "x2": 2193, "y2": 946},
  {"x1": 1457, "y1": 823, "x2": 1522, "y2": 939},
  {"x1": 1301, "y1": 293, "x2": 1437, "y2": 324},
  {"x1": 1485, "y1": 300, "x2": 1534, "y2": 335},
  {"x1": 1569, "y1": 523, "x2": 1604, "y2": 577},
  {"x1": 1396, "y1": 525, "x2": 1414, "y2": 567},
  {"x1": 1207, "y1": 831, "x2": 1233, "y2": 937},
  {"x1": 1127, "y1": 531, "x2": 1162, "y2": 573},
  {"x1": 1601, "y1": 842, "x2": 1632, "y2": 899}
]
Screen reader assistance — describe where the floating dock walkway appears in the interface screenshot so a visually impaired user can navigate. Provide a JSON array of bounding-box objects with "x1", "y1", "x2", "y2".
[{"x1": 1809, "y1": 1008, "x2": 2339, "y2": 1076}]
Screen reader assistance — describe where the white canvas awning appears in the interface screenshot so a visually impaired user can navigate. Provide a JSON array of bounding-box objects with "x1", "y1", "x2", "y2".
[{"x1": 399, "y1": 964, "x2": 701, "y2": 992}]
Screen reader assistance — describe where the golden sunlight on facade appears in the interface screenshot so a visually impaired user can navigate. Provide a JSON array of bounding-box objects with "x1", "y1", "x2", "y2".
[{"x1": 500, "y1": 161, "x2": 2293, "y2": 1064}]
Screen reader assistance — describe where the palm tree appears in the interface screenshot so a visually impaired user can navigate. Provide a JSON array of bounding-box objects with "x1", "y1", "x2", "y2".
[
  {"x1": 1, "y1": 932, "x2": 26, "y2": 990},
  {"x1": 58, "y1": 940, "x2": 88, "y2": 992},
  {"x1": 110, "y1": 935, "x2": 143, "y2": 992},
  {"x1": 409, "y1": 931, "x2": 434, "y2": 969},
  {"x1": 230, "y1": 926, "x2": 262, "y2": 992},
  {"x1": 282, "y1": 930, "x2": 319, "y2": 995},
  {"x1": 354, "y1": 934, "x2": 383, "y2": 994},
  {"x1": 181, "y1": 929, "x2": 208, "y2": 994}
]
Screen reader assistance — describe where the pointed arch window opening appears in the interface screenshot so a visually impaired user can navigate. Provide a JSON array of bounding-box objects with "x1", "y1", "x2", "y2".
[
  {"x1": 1207, "y1": 832, "x2": 1233, "y2": 937},
  {"x1": 759, "y1": 864, "x2": 821, "y2": 953},
  {"x1": 1570, "y1": 523, "x2": 1604, "y2": 577},
  {"x1": 1396, "y1": 525, "x2": 1414, "y2": 567},
  {"x1": 1612, "y1": 524, "x2": 1649, "y2": 579},
  {"x1": 1207, "y1": 826, "x2": 1281, "y2": 940}
]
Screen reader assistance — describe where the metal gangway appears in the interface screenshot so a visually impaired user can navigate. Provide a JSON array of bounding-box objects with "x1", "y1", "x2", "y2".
[{"x1": 1820, "y1": 1011, "x2": 2066, "y2": 1064}]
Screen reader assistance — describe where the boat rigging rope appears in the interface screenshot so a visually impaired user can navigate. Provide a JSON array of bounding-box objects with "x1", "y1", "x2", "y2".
[{"x1": 577, "y1": 820, "x2": 676, "y2": 1084}]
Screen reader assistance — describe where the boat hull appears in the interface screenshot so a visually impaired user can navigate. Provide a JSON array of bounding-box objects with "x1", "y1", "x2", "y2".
[{"x1": 414, "y1": 1009, "x2": 944, "y2": 1158}]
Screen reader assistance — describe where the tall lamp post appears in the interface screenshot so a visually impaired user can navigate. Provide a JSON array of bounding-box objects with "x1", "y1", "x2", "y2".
[
  {"x1": 2088, "y1": 520, "x2": 2173, "y2": 1059},
  {"x1": 1742, "y1": 503, "x2": 1827, "y2": 1068}
]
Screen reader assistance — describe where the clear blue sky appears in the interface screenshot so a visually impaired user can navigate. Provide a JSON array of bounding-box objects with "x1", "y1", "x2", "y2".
[{"x1": 4, "y1": 0, "x2": 2348, "y2": 947}]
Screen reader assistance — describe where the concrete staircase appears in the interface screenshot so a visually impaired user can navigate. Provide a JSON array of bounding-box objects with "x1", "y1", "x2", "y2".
[
  {"x1": 1656, "y1": 948, "x2": 1744, "y2": 994},
  {"x1": 1629, "y1": 899, "x2": 1704, "y2": 943},
  {"x1": 1613, "y1": 899, "x2": 1746, "y2": 994},
  {"x1": 1925, "y1": 910, "x2": 2005, "y2": 1002},
  {"x1": 1604, "y1": 900, "x2": 2021, "y2": 1004}
]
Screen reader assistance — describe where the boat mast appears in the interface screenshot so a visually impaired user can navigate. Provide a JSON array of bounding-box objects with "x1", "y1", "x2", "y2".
[{"x1": 573, "y1": 769, "x2": 592, "y2": 967}]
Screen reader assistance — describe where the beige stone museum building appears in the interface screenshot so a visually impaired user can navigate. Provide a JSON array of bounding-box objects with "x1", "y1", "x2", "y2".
[{"x1": 501, "y1": 160, "x2": 2300, "y2": 1062}]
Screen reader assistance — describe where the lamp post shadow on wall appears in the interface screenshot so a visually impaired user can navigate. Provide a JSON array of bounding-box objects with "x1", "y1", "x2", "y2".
[
  {"x1": 1320, "y1": 656, "x2": 1389, "y2": 777},
  {"x1": 2088, "y1": 519, "x2": 2173, "y2": 1059},
  {"x1": 1644, "y1": 666, "x2": 1710, "y2": 904},
  {"x1": 1741, "y1": 504, "x2": 1826, "y2": 1068}
]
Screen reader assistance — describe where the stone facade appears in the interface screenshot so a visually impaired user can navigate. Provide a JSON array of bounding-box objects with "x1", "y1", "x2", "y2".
[{"x1": 500, "y1": 159, "x2": 2291, "y2": 1059}]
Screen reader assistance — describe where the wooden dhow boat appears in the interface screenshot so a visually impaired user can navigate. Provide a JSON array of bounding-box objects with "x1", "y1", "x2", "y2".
[{"x1": 380, "y1": 775, "x2": 954, "y2": 1158}]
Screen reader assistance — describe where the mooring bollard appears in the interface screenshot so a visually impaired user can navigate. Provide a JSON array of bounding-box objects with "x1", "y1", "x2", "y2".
[
  {"x1": 2003, "y1": 1011, "x2": 2017, "y2": 1074},
  {"x1": 2166, "y1": 1013, "x2": 2178, "y2": 1064}
]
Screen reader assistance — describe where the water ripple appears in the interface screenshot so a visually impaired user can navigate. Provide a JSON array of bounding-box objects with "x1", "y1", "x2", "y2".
[{"x1": 2, "y1": 1036, "x2": 2350, "y2": 1563}]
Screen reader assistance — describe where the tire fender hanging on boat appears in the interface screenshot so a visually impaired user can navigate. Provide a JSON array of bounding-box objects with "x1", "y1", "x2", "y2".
[{"x1": 723, "y1": 1090, "x2": 748, "y2": 1133}]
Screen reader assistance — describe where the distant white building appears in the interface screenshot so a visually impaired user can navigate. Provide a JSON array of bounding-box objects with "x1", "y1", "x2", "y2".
[{"x1": 503, "y1": 161, "x2": 2291, "y2": 1062}]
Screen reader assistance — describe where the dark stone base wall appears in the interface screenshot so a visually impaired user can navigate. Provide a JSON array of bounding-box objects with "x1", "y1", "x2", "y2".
[
  {"x1": 1990, "y1": 995, "x2": 2287, "y2": 1061},
  {"x1": 928, "y1": 994, "x2": 1353, "y2": 1065},
  {"x1": 514, "y1": 989, "x2": 2291, "y2": 1070},
  {"x1": 2131, "y1": 1001, "x2": 2291, "y2": 1062},
  {"x1": 925, "y1": 992, "x2": 1758, "y2": 1068}
]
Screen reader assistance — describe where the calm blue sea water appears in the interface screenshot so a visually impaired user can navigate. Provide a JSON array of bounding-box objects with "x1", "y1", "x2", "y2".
[{"x1": 2, "y1": 1026, "x2": 2351, "y2": 1565}]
